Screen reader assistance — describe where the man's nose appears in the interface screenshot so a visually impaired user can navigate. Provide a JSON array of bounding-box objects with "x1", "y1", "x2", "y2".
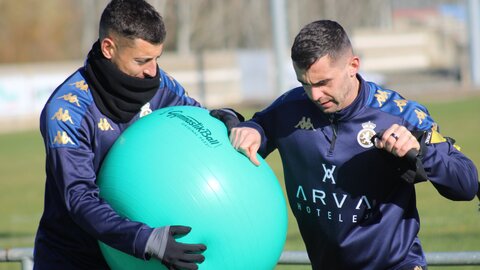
[
  {"x1": 143, "y1": 62, "x2": 157, "y2": 78},
  {"x1": 310, "y1": 86, "x2": 324, "y2": 101}
]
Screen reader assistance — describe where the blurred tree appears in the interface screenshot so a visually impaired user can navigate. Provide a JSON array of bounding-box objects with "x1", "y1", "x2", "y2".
[
  {"x1": 0, "y1": 0, "x2": 464, "y2": 63},
  {"x1": 0, "y1": 0, "x2": 82, "y2": 63}
]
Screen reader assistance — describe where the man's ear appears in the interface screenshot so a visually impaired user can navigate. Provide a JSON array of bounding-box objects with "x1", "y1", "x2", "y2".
[
  {"x1": 100, "y1": 37, "x2": 116, "y2": 59},
  {"x1": 349, "y1": 56, "x2": 360, "y2": 77}
]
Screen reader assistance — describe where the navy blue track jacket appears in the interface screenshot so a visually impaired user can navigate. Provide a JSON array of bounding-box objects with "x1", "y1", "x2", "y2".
[
  {"x1": 239, "y1": 75, "x2": 478, "y2": 270},
  {"x1": 34, "y1": 66, "x2": 200, "y2": 269}
]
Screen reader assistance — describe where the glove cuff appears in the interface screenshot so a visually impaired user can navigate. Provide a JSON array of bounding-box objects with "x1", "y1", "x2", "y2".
[
  {"x1": 216, "y1": 108, "x2": 245, "y2": 122},
  {"x1": 145, "y1": 226, "x2": 170, "y2": 260}
]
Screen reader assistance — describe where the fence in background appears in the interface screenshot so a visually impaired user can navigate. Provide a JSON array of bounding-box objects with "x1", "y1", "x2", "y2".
[
  {"x1": 278, "y1": 250, "x2": 480, "y2": 266},
  {"x1": 2, "y1": 248, "x2": 480, "y2": 269},
  {"x1": 0, "y1": 248, "x2": 32, "y2": 270}
]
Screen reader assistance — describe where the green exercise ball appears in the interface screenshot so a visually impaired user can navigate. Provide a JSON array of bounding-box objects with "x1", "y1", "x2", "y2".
[{"x1": 97, "y1": 106, "x2": 288, "y2": 270}]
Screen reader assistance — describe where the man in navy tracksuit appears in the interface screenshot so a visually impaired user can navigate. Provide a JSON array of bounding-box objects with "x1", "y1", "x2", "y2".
[
  {"x1": 34, "y1": 1, "x2": 211, "y2": 269},
  {"x1": 229, "y1": 20, "x2": 479, "y2": 270}
]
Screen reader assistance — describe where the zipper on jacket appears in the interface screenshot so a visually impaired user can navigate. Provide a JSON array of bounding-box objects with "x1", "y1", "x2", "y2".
[{"x1": 328, "y1": 114, "x2": 338, "y2": 155}]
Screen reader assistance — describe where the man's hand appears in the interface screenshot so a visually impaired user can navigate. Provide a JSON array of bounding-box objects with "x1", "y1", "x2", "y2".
[
  {"x1": 209, "y1": 108, "x2": 245, "y2": 134},
  {"x1": 371, "y1": 125, "x2": 426, "y2": 184},
  {"x1": 146, "y1": 226, "x2": 206, "y2": 270},
  {"x1": 372, "y1": 124, "x2": 420, "y2": 158},
  {"x1": 230, "y1": 127, "x2": 261, "y2": 166}
]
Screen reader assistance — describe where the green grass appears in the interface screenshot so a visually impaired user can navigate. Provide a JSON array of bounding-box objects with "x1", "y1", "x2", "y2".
[
  {"x1": 0, "y1": 95, "x2": 479, "y2": 269},
  {"x1": 408, "y1": 96, "x2": 480, "y2": 270},
  {"x1": 0, "y1": 131, "x2": 44, "y2": 247},
  {"x1": 0, "y1": 131, "x2": 44, "y2": 270}
]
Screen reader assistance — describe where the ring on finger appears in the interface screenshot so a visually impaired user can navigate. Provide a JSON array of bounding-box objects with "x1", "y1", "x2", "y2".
[{"x1": 390, "y1": 133, "x2": 399, "y2": 140}]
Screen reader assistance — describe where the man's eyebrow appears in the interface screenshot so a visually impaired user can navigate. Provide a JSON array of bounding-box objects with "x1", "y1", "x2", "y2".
[
  {"x1": 298, "y1": 78, "x2": 331, "y2": 86},
  {"x1": 134, "y1": 56, "x2": 156, "y2": 62}
]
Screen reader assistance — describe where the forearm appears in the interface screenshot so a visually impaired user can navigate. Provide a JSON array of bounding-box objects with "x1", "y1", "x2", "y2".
[
  {"x1": 67, "y1": 183, "x2": 154, "y2": 258},
  {"x1": 422, "y1": 143, "x2": 479, "y2": 201},
  {"x1": 50, "y1": 148, "x2": 153, "y2": 259}
]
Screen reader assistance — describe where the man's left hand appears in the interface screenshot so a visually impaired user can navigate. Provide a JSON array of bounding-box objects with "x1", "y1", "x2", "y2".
[
  {"x1": 373, "y1": 124, "x2": 420, "y2": 158},
  {"x1": 209, "y1": 108, "x2": 245, "y2": 134}
]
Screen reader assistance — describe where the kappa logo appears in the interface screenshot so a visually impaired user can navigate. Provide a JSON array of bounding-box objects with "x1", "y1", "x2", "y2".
[
  {"x1": 57, "y1": 93, "x2": 81, "y2": 107},
  {"x1": 70, "y1": 80, "x2": 89, "y2": 92},
  {"x1": 53, "y1": 131, "x2": 75, "y2": 145},
  {"x1": 51, "y1": 108, "x2": 74, "y2": 124},
  {"x1": 98, "y1": 118, "x2": 114, "y2": 131},
  {"x1": 394, "y1": 99, "x2": 408, "y2": 113},
  {"x1": 374, "y1": 90, "x2": 389, "y2": 107},
  {"x1": 294, "y1": 116, "x2": 315, "y2": 130},
  {"x1": 415, "y1": 109, "x2": 427, "y2": 125}
]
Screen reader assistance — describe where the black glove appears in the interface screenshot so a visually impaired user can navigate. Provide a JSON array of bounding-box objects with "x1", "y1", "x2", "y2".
[
  {"x1": 146, "y1": 226, "x2": 206, "y2": 270},
  {"x1": 371, "y1": 130, "x2": 427, "y2": 184},
  {"x1": 209, "y1": 108, "x2": 245, "y2": 134}
]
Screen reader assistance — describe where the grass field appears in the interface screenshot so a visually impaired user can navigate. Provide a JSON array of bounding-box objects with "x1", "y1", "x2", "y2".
[{"x1": 0, "y1": 95, "x2": 479, "y2": 269}]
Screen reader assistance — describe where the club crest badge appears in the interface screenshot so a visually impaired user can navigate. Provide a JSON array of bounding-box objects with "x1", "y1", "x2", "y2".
[
  {"x1": 357, "y1": 121, "x2": 376, "y2": 148},
  {"x1": 140, "y1": 102, "x2": 153, "y2": 118}
]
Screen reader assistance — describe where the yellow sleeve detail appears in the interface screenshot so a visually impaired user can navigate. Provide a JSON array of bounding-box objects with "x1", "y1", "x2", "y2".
[
  {"x1": 430, "y1": 129, "x2": 462, "y2": 151},
  {"x1": 430, "y1": 129, "x2": 446, "y2": 144}
]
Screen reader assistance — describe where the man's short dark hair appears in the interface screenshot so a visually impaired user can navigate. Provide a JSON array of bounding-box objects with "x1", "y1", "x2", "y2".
[
  {"x1": 291, "y1": 20, "x2": 352, "y2": 70},
  {"x1": 99, "y1": 0, "x2": 166, "y2": 44}
]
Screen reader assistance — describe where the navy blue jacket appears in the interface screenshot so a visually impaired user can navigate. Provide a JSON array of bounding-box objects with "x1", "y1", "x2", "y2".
[
  {"x1": 34, "y1": 66, "x2": 200, "y2": 269},
  {"x1": 239, "y1": 75, "x2": 478, "y2": 270}
]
